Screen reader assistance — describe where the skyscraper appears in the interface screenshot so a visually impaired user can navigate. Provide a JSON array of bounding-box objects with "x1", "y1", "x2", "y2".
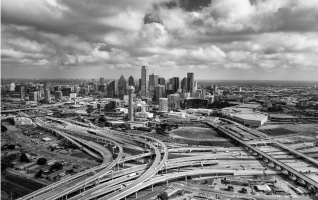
[
  {"x1": 154, "y1": 85, "x2": 166, "y2": 104},
  {"x1": 159, "y1": 98, "x2": 168, "y2": 112},
  {"x1": 141, "y1": 66, "x2": 148, "y2": 96},
  {"x1": 100, "y1": 77, "x2": 105, "y2": 85},
  {"x1": 148, "y1": 73, "x2": 158, "y2": 94},
  {"x1": 29, "y1": 91, "x2": 38, "y2": 102},
  {"x1": 173, "y1": 77, "x2": 179, "y2": 92},
  {"x1": 168, "y1": 94, "x2": 180, "y2": 109},
  {"x1": 20, "y1": 85, "x2": 26, "y2": 100},
  {"x1": 192, "y1": 81, "x2": 198, "y2": 97},
  {"x1": 43, "y1": 82, "x2": 51, "y2": 103},
  {"x1": 181, "y1": 77, "x2": 187, "y2": 92},
  {"x1": 127, "y1": 86, "x2": 135, "y2": 121},
  {"x1": 139, "y1": 79, "x2": 142, "y2": 92},
  {"x1": 158, "y1": 77, "x2": 165, "y2": 86},
  {"x1": 118, "y1": 75, "x2": 127, "y2": 96},
  {"x1": 107, "y1": 80, "x2": 115, "y2": 98},
  {"x1": 187, "y1": 73, "x2": 194, "y2": 94},
  {"x1": 128, "y1": 76, "x2": 135, "y2": 86}
]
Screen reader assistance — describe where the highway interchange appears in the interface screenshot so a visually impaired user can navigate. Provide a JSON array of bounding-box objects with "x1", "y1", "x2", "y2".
[{"x1": 9, "y1": 114, "x2": 317, "y2": 200}]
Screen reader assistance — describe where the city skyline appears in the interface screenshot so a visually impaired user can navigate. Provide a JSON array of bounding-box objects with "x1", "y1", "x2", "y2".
[{"x1": 2, "y1": 0, "x2": 318, "y2": 81}]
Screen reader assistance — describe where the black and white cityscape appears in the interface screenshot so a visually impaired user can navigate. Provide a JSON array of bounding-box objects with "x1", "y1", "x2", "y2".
[{"x1": 1, "y1": 0, "x2": 318, "y2": 200}]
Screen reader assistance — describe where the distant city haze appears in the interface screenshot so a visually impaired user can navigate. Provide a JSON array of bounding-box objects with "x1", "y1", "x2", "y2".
[{"x1": 2, "y1": 0, "x2": 318, "y2": 81}]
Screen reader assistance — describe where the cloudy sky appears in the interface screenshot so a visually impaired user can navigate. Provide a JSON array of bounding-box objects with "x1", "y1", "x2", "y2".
[{"x1": 2, "y1": 0, "x2": 318, "y2": 80}]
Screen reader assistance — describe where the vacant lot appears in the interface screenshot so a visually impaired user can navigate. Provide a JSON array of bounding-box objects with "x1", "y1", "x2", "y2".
[
  {"x1": 260, "y1": 127, "x2": 296, "y2": 136},
  {"x1": 169, "y1": 127, "x2": 221, "y2": 139},
  {"x1": 258, "y1": 123, "x2": 318, "y2": 144}
]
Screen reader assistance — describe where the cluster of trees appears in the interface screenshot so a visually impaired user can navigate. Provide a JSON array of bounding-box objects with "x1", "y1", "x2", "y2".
[
  {"x1": 1, "y1": 153, "x2": 18, "y2": 172},
  {"x1": 155, "y1": 123, "x2": 178, "y2": 135},
  {"x1": 1, "y1": 124, "x2": 8, "y2": 132},
  {"x1": 20, "y1": 153, "x2": 30, "y2": 162},
  {"x1": 157, "y1": 192, "x2": 169, "y2": 200}
]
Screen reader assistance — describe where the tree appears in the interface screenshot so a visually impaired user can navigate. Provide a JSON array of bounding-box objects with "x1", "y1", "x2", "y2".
[
  {"x1": 37, "y1": 158, "x2": 47, "y2": 165},
  {"x1": 35, "y1": 170, "x2": 44, "y2": 178},
  {"x1": 51, "y1": 162, "x2": 63, "y2": 170},
  {"x1": 158, "y1": 191, "x2": 169, "y2": 200},
  {"x1": 1, "y1": 125, "x2": 8, "y2": 132},
  {"x1": 7, "y1": 144, "x2": 15, "y2": 150},
  {"x1": 20, "y1": 153, "x2": 30, "y2": 162}
]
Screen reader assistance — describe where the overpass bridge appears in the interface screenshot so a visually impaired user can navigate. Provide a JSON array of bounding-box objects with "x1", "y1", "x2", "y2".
[{"x1": 215, "y1": 125, "x2": 318, "y2": 192}]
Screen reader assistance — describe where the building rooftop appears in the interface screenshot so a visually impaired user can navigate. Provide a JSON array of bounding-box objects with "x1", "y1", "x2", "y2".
[
  {"x1": 232, "y1": 113, "x2": 268, "y2": 121},
  {"x1": 269, "y1": 114, "x2": 298, "y2": 119}
]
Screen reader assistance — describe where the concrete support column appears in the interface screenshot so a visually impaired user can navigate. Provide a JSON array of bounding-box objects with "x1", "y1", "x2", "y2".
[
  {"x1": 135, "y1": 191, "x2": 138, "y2": 199},
  {"x1": 166, "y1": 179, "x2": 169, "y2": 186},
  {"x1": 185, "y1": 176, "x2": 187, "y2": 182},
  {"x1": 152, "y1": 184, "x2": 154, "y2": 192}
]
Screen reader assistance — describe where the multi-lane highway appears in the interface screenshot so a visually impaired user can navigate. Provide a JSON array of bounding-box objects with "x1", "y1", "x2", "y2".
[{"x1": 16, "y1": 116, "x2": 318, "y2": 200}]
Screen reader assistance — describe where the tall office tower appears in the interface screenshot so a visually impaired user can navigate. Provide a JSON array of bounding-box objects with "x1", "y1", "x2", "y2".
[
  {"x1": 114, "y1": 79, "x2": 118, "y2": 96},
  {"x1": 168, "y1": 94, "x2": 180, "y2": 109},
  {"x1": 159, "y1": 98, "x2": 168, "y2": 112},
  {"x1": 127, "y1": 86, "x2": 135, "y2": 121},
  {"x1": 154, "y1": 85, "x2": 166, "y2": 104},
  {"x1": 181, "y1": 77, "x2": 187, "y2": 92},
  {"x1": 62, "y1": 88, "x2": 71, "y2": 97},
  {"x1": 74, "y1": 86, "x2": 81, "y2": 94},
  {"x1": 100, "y1": 77, "x2": 105, "y2": 85},
  {"x1": 173, "y1": 77, "x2": 179, "y2": 92},
  {"x1": 187, "y1": 72, "x2": 194, "y2": 93},
  {"x1": 192, "y1": 81, "x2": 198, "y2": 97},
  {"x1": 141, "y1": 66, "x2": 148, "y2": 96},
  {"x1": 148, "y1": 73, "x2": 158, "y2": 94},
  {"x1": 29, "y1": 91, "x2": 38, "y2": 102},
  {"x1": 44, "y1": 88, "x2": 51, "y2": 103},
  {"x1": 213, "y1": 84, "x2": 218, "y2": 91},
  {"x1": 201, "y1": 88, "x2": 206, "y2": 99},
  {"x1": 158, "y1": 77, "x2": 165, "y2": 86},
  {"x1": 128, "y1": 76, "x2": 135, "y2": 86},
  {"x1": 44, "y1": 82, "x2": 51, "y2": 89},
  {"x1": 118, "y1": 75, "x2": 127, "y2": 96},
  {"x1": 54, "y1": 91, "x2": 63, "y2": 100},
  {"x1": 20, "y1": 85, "x2": 26, "y2": 100},
  {"x1": 139, "y1": 79, "x2": 142, "y2": 91},
  {"x1": 107, "y1": 80, "x2": 115, "y2": 98}
]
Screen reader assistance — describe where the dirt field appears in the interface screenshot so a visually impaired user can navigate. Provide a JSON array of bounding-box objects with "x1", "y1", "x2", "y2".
[
  {"x1": 258, "y1": 123, "x2": 318, "y2": 144},
  {"x1": 169, "y1": 127, "x2": 221, "y2": 139}
]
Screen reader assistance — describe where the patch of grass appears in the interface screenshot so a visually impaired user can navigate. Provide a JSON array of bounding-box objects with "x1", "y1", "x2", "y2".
[
  {"x1": 3, "y1": 172, "x2": 43, "y2": 191},
  {"x1": 170, "y1": 127, "x2": 222, "y2": 139},
  {"x1": 264, "y1": 127, "x2": 297, "y2": 136}
]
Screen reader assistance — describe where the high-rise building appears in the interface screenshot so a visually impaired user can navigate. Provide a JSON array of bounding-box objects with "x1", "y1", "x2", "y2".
[
  {"x1": 100, "y1": 77, "x2": 105, "y2": 85},
  {"x1": 154, "y1": 85, "x2": 166, "y2": 104},
  {"x1": 139, "y1": 79, "x2": 142, "y2": 92},
  {"x1": 44, "y1": 88, "x2": 51, "y2": 103},
  {"x1": 173, "y1": 77, "x2": 179, "y2": 92},
  {"x1": 54, "y1": 91, "x2": 63, "y2": 100},
  {"x1": 141, "y1": 66, "x2": 148, "y2": 96},
  {"x1": 158, "y1": 77, "x2": 165, "y2": 86},
  {"x1": 107, "y1": 80, "x2": 115, "y2": 98},
  {"x1": 148, "y1": 73, "x2": 158, "y2": 94},
  {"x1": 159, "y1": 98, "x2": 168, "y2": 112},
  {"x1": 62, "y1": 88, "x2": 71, "y2": 97},
  {"x1": 192, "y1": 81, "x2": 198, "y2": 97},
  {"x1": 168, "y1": 94, "x2": 180, "y2": 109},
  {"x1": 127, "y1": 86, "x2": 135, "y2": 121},
  {"x1": 213, "y1": 84, "x2": 218, "y2": 91},
  {"x1": 128, "y1": 76, "x2": 135, "y2": 86},
  {"x1": 29, "y1": 91, "x2": 38, "y2": 102},
  {"x1": 20, "y1": 85, "x2": 26, "y2": 100},
  {"x1": 118, "y1": 75, "x2": 127, "y2": 96},
  {"x1": 181, "y1": 77, "x2": 187, "y2": 92},
  {"x1": 187, "y1": 72, "x2": 194, "y2": 94}
]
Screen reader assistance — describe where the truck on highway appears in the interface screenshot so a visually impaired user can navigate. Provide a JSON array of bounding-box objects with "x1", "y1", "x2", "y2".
[{"x1": 127, "y1": 172, "x2": 138, "y2": 177}]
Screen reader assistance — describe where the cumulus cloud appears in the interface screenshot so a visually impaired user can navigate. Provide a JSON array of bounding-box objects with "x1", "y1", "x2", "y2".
[{"x1": 1, "y1": 0, "x2": 318, "y2": 80}]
